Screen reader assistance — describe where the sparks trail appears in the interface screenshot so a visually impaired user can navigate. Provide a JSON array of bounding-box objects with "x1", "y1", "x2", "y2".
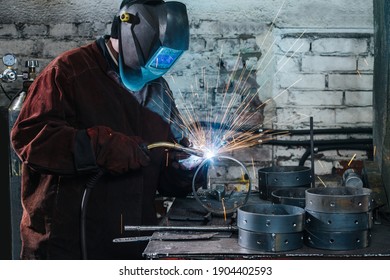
[
  {"x1": 150, "y1": 0, "x2": 307, "y2": 159},
  {"x1": 157, "y1": 66, "x2": 291, "y2": 157}
]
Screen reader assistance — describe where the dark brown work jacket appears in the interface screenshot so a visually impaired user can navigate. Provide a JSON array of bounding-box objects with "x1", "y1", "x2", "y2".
[{"x1": 10, "y1": 38, "x2": 191, "y2": 259}]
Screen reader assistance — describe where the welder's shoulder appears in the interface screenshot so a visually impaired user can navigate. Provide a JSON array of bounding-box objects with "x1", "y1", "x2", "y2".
[{"x1": 46, "y1": 42, "x2": 102, "y2": 79}]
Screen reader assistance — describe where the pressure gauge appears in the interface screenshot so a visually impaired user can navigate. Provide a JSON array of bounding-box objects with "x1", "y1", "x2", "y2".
[{"x1": 2, "y1": 53, "x2": 17, "y2": 67}]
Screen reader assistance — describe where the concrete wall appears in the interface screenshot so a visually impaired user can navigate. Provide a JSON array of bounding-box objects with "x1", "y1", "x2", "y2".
[{"x1": 0, "y1": 0, "x2": 374, "y2": 178}]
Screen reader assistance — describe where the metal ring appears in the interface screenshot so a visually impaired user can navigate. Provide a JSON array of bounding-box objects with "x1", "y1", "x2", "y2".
[
  {"x1": 271, "y1": 187, "x2": 307, "y2": 208},
  {"x1": 258, "y1": 166, "x2": 312, "y2": 187},
  {"x1": 258, "y1": 166, "x2": 312, "y2": 200},
  {"x1": 238, "y1": 229, "x2": 303, "y2": 252},
  {"x1": 192, "y1": 155, "x2": 251, "y2": 215},
  {"x1": 305, "y1": 187, "x2": 372, "y2": 213},
  {"x1": 237, "y1": 204, "x2": 305, "y2": 233},
  {"x1": 304, "y1": 229, "x2": 371, "y2": 250},
  {"x1": 305, "y1": 210, "x2": 373, "y2": 232}
]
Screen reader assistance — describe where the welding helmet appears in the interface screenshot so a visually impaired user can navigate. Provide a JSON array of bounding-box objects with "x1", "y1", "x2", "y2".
[{"x1": 114, "y1": 0, "x2": 189, "y2": 91}]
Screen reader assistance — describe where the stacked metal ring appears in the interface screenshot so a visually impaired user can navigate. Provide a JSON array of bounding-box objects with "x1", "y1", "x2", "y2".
[
  {"x1": 237, "y1": 204, "x2": 305, "y2": 252},
  {"x1": 258, "y1": 166, "x2": 312, "y2": 200},
  {"x1": 304, "y1": 186, "x2": 373, "y2": 250},
  {"x1": 271, "y1": 187, "x2": 307, "y2": 208}
]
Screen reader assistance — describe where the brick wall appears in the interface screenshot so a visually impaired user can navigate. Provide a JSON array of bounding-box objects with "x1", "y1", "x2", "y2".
[
  {"x1": 271, "y1": 29, "x2": 374, "y2": 176},
  {"x1": 0, "y1": 0, "x2": 374, "y2": 186}
]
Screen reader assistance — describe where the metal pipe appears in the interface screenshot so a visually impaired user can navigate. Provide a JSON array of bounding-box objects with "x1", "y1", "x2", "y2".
[
  {"x1": 310, "y1": 117, "x2": 315, "y2": 188},
  {"x1": 124, "y1": 225, "x2": 238, "y2": 232},
  {"x1": 265, "y1": 138, "x2": 372, "y2": 147},
  {"x1": 298, "y1": 144, "x2": 373, "y2": 166},
  {"x1": 195, "y1": 121, "x2": 372, "y2": 135}
]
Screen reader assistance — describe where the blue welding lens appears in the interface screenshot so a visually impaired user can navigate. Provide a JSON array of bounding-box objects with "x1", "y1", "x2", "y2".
[
  {"x1": 145, "y1": 47, "x2": 183, "y2": 71},
  {"x1": 119, "y1": 47, "x2": 183, "y2": 92}
]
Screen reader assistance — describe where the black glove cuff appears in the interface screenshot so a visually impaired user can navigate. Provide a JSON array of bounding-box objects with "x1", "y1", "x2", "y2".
[{"x1": 74, "y1": 129, "x2": 99, "y2": 173}]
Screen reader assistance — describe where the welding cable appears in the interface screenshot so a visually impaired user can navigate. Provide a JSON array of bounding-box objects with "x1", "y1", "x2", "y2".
[{"x1": 80, "y1": 169, "x2": 105, "y2": 260}]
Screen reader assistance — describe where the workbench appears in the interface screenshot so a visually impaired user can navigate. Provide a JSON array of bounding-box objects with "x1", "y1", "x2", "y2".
[{"x1": 142, "y1": 195, "x2": 390, "y2": 259}]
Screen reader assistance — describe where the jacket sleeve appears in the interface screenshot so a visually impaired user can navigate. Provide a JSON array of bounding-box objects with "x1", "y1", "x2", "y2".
[{"x1": 10, "y1": 65, "x2": 98, "y2": 175}]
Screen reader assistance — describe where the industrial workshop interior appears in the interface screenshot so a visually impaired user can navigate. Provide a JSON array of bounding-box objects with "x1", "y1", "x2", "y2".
[{"x1": 1, "y1": 0, "x2": 390, "y2": 261}]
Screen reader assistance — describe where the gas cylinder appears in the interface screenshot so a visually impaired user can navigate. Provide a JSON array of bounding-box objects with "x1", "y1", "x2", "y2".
[
  {"x1": 8, "y1": 60, "x2": 38, "y2": 176},
  {"x1": 7, "y1": 59, "x2": 39, "y2": 259}
]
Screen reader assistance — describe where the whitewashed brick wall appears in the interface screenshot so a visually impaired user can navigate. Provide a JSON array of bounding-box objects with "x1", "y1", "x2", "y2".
[
  {"x1": 271, "y1": 29, "x2": 374, "y2": 176},
  {"x1": 0, "y1": 0, "x2": 374, "y2": 185}
]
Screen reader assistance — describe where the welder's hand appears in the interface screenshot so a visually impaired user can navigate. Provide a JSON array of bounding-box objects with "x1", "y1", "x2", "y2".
[
  {"x1": 177, "y1": 155, "x2": 204, "y2": 170},
  {"x1": 170, "y1": 138, "x2": 202, "y2": 171},
  {"x1": 87, "y1": 126, "x2": 150, "y2": 175}
]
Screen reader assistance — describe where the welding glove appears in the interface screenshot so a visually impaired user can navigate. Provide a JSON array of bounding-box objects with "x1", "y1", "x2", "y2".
[
  {"x1": 170, "y1": 138, "x2": 202, "y2": 171},
  {"x1": 87, "y1": 126, "x2": 150, "y2": 175}
]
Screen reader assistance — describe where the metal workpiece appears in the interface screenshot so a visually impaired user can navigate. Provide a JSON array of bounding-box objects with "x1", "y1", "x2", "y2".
[
  {"x1": 271, "y1": 187, "x2": 307, "y2": 208},
  {"x1": 259, "y1": 166, "x2": 312, "y2": 187},
  {"x1": 192, "y1": 155, "x2": 252, "y2": 215},
  {"x1": 305, "y1": 186, "x2": 372, "y2": 213},
  {"x1": 113, "y1": 232, "x2": 218, "y2": 243},
  {"x1": 305, "y1": 210, "x2": 373, "y2": 232},
  {"x1": 238, "y1": 229, "x2": 303, "y2": 252},
  {"x1": 237, "y1": 204, "x2": 305, "y2": 233},
  {"x1": 304, "y1": 229, "x2": 371, "y2": 250},
  {"x1": 258, "y1": 166, "x2": 312, "y2": 200}
]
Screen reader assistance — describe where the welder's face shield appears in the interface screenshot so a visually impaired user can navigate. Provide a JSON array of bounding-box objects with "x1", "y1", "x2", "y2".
[{"x1": 118, "y1": 1, "x2": 189, "y2": 91}]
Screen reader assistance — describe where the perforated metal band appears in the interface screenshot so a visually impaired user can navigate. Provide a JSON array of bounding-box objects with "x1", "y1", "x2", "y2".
[
  {"x1": 238, "y1": 229, "x2": 303, "y2": 252},
  {"x1": 304, "y1": 229, "x2": 371, "y2": 250},
  {"x1": 305, "y1": 210, "x2": 373, "y2": 232},
  {"x1": 271, "y1": 187, "x2": 307, "y2": 208},
  {"x1": 237, "y1": 204, "x2": 305, "y2": 233},
  {"x1": 305, "y1": 187, "x2": 372, "y2": 213},
  {"x1": 258, "y1": 166, "x2": 312, "y2": 200}
]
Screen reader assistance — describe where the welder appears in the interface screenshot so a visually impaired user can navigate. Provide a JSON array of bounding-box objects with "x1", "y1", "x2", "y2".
[{"x1": 10, "y1": 0, "x2": 196, "y2": 260}]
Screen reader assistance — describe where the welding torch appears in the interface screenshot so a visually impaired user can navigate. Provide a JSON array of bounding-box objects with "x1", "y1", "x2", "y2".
[{"x1": 146, "y1": 141, "x2": 205, "y2": 157}]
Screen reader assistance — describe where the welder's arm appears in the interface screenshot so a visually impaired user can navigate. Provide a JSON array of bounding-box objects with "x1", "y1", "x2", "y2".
[
  {"x1": 82, "y1": 126, "x2": 150, "y2": 175},
  {"x1": 12, "y1": 119, "x2": 150, "y2": 176},
  {"x1": 11, "y1": 66, "x2": 150, "y2": 176}
]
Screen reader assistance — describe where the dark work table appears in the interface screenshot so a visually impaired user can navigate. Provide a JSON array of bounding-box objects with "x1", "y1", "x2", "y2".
[{"x1": 142, "y1": 195, "x2": 390, "y2": 260}]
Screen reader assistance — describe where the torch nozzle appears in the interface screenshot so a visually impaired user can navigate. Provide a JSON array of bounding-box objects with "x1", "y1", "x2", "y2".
[{"x1": 147, "y1": 142, "x2": 205, "y2": 157}]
